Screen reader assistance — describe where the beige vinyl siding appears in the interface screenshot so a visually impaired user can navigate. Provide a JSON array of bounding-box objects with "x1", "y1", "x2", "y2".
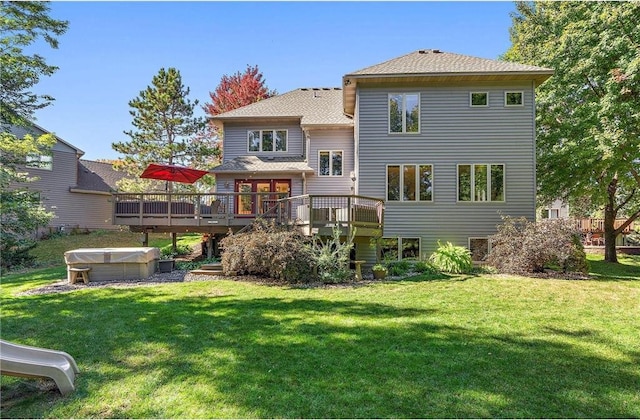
[
  {"x1": 222, "y1": 122, "x2": 304, "y2": 162},
  {"x1": 357, "y1": 81, "x2": 537, "y2": 257},
  {"x1": 17, "y1": 148, "x2": 119, "y2": 230},
  {"x1": 306, "y1": 128, "x2": 354, "y2": 195}
]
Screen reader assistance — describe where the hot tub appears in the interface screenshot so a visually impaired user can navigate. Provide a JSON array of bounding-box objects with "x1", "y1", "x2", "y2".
[{"x1": 64, "y1": 247, "x2": 160, "y2": 282}]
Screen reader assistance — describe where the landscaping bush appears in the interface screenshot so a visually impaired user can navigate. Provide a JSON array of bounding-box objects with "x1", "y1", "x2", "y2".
[
  {"x1": 428, "y1": 241, "x2": 473, "y2": 274},
  {"x1": 160, "y1": 243, "x2": 192, "y2": 259},
  {"x1": 386, "y1": 259, "x2": 412, "y2": 277},
  {"x1": 487, "y1": 216, "x2": 588, "y2": 275},
  {"x1": 219, "y1": 219, "x2": 315, "y2": 282},
  {"x1": 308, "y1": 226, "x2": 355, "y2": 283},
  {"x1": 413, "y1": 260, "x2": 439, "y2": 274}
]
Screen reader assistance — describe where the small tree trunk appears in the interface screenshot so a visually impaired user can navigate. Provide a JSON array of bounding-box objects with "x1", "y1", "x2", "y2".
[{"x1": 603, "y1": 204, "x2": 618, "y2": 263}]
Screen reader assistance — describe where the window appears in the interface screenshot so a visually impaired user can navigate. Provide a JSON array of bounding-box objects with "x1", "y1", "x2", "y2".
[
  {"x1": 380, "y1": 237, "x2": 421, "y2": 261},
  {"x1": 470, "y1": 92, "x2": 488, "y2": 107},
  {"x1": 458, "y1": 164, "x2": 505, "y2": 202},
  {"x1": 25, "y1": 153, "x2": 53, "y2": 170},
  {"x1": 469, "y1": 238, "x2": 490, "y2": 261},
  {"x1": 387, "y1": 164, "x2": 432, "y2": 202},
  {"x1": 546, "y1": 209, "x2": 560, "y2": 219},
  {"x1": 318, "y1": 151, "x2": 343, "y2": 176},
  {"x1": 248, "y1": 130, "x2": 287, "y2": 152},
  {"x1": 389, "y1": 93, "x2": 420, "y2": 133},
  {"x1": 505, "y1": 91, "x2": 523, "y2": 106}
]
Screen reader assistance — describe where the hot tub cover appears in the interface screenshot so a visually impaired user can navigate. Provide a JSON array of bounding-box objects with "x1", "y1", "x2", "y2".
[{"x1": 64, "y1": 247, "x2": 160, "y2": 264}]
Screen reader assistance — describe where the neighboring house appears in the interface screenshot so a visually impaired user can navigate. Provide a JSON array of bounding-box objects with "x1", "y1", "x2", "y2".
[
  {"x1": 541, "y1": 199, "x2": 570, "y2": 219},
  {"x1": 209, "y1": 50, "x2": 554, "y2": 262},
  {"x1": 8, "y1": 122, "x2": 127, "y2": 232}
]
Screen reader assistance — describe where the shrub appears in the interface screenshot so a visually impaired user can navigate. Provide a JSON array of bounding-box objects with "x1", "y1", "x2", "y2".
[
  {"x1": 386, "y1": 259, "x2": 412, "y2": 276},
  {"x1": 428, "y1": 241, "x2": 473, "y2": 274},
  {"x1": 160, "y1": 243, "x2": 192, "y2": 259},
  {"x1": 413, "y1": 260, "x2": 439, "y2": 274},
  {"x1": 219, "y1": 219, "x2": 315, "y2": 283},
  {"x1": 308, "y1": 226, "x2": 355, "y2": 283},
  {"x1": 487, "y1": 216, "x2": 588, "y2": 275}
]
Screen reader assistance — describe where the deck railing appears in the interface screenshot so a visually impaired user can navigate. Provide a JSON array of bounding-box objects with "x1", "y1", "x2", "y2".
[
  {"x1": 574, "y1": 218, "x2": 635, "y2": 234},
  {"x1": 112, "y1": 192, "x2": 384, "y2": 235}
]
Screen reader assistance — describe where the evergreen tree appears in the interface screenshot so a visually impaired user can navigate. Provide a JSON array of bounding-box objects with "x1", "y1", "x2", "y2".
[{"x1": 112, "y1": 67, "x2": 219, "y2": 192}]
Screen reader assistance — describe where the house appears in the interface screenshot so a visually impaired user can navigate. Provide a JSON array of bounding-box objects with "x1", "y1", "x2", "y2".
[
  {"x1": 541, "y1": 199, "x2": 570, "y2": 220},
  {"x1": 114, "y1": 49, "x2": 553, "y2": 263},
  {"x1": 8, "y1": 122, "x2": 127, "y2": 233}
]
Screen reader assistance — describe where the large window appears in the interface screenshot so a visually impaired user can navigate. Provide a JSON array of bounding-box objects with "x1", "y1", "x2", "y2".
[
  {"x1": 318, "y1": 150, "x2": 343, "y2": 176},
  {"x1": 25, "y1": 153, "x2": 53, "y2": 170},
  {"x1": 248, "y1": 130, "x2": 287, "y2": 152},
  {"x1": 389, "y1": 93, "x2": 420, "y2": 133},
  {"x1": 458, "y1": 164, "x2": 505, "y2": 202},
  {"x1": 387, "y1": 164, "x2": 432, "y2": 202},
  {"x1": 380, "y1": 237, "x2": 421, "y2": 261}
]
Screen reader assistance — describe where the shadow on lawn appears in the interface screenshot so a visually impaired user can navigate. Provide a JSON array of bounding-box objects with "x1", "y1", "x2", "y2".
[{"x1": 2, "y1": 287, "x2": 639, "y2": 418}]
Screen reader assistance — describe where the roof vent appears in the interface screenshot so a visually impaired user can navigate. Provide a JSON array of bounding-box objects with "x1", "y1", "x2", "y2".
[{"x1": 419, "y1": 49, "x2": 442, "y2": 54}]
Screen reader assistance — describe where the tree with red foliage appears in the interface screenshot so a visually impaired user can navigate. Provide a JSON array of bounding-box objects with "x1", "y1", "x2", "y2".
[{"x1": 204, "y1": 65, "x2": 276, "y2": 116}]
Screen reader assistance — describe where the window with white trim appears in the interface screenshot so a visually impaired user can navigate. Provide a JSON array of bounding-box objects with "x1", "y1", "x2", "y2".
[
  {"x1": 505, "y1": 91, "x2": 523, "y2": 106},
  {"x1": 248, "y1": 130, "x2": 287, "y2": 152},
  {"x1": 458, "y1": 164, "x2": 505, "y2": 202},
  {"x1": 470, "y1": 92, "x2": 488, "y2": 107},
  {"x1": 380, "y1": 237, "x2": 421, "y2": 261},
  {"x1": 387, "y1": 164, "x2": 432, "y2": 202},
  {"x1": 389, "y1": 93, "x2": 420, "y2": 133},
  {"x1": 318, "y1": 150, "x2": 343, "y2": 176},
  {"x1": 25, "y1": 153, "x2": 53, "y2": 170}
]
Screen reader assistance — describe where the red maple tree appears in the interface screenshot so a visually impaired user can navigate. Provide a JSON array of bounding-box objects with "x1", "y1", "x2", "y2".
[{"x1": 204, "y1": 65, "x2": 276, "y2": 116}]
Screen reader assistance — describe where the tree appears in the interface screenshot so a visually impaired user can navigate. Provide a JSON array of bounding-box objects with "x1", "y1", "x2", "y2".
[
  {"x1": 112, "y1": 67, "x2": 219, "y2": 192},
  {"x1": 1, "y1": 1, "x2": 68, "y2": 125},
  {"x1": 0, "y1": 1, "x2": 67, "y2": 270},
  {"x1": 204, "y1": 65, "x2": 275, "y2": 116},
  {"x1": 504, "y1": 1, "x2": 640, "y2": 262}
]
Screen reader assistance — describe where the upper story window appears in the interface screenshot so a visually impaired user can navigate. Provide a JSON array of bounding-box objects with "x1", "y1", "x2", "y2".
[
  {"x1": 458, "y1": 164, "x2": 505, "y2": 202},
  {"x1": 505, "y1": 91, "x2": 523, "y2": 106},
  {"x1": 25, "y1": 153, "x2": 53, "y2": 170},
  {"x1": 387, "y1": 164, "x2": 433, "y2": 202},
  {"x1": 318, "y1": 150, "x2": 343, "y2": 176},
  {"x1": 389, "y1": 93, "x2": 420, "y2": 134},
  {"x1": 470, "y1": 92, "x2": 488, "y2": 107},
  {"x1": 248, "y1": 130, "x2": 287, "y2": 152}
]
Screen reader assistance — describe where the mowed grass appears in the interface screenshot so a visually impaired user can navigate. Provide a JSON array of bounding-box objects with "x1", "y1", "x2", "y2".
[
  {"x1": 0, "y1": 254, "x2": 638, "y2": 418},
  {"x1": 27, "y1": 231, "x2": 201, "y2": 267}
]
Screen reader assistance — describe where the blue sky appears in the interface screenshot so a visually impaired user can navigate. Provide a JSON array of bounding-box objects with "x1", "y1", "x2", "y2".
[{"x1": 31, "y1": 1, "x2": 517, "y2": 160}]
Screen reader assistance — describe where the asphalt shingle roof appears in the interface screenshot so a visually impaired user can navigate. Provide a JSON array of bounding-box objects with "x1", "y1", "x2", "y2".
[
  {"x1": 212, "y1": 156, "x2": 314, "y2": 174},
  {"x1": 75, "y1": 160, "x2": 127, "y2": 192},
  {"x1": 347, "y1": 49, "x2": 554, "y2": 76},
  {"x1": 210, "y1": 88, "x2": 352, "y2": 127}
]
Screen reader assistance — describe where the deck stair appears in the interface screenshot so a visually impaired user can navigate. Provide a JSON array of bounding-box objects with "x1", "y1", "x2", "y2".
[{"x1": 189, "y1": 263, "x2": 223, "y2": 276}]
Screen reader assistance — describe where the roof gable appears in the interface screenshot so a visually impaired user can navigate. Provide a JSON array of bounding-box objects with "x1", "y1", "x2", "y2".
[
  {"x1": 210, "y1": 88, "x2": 352, "y2": 129},
  {"x1": 342, "y1": 49, "x2": 554, "y2": 115}
]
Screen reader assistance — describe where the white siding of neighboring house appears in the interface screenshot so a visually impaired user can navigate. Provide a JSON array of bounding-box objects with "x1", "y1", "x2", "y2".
[{"x1": 357, "y1": 81, "x2": 538, "y2": 258}]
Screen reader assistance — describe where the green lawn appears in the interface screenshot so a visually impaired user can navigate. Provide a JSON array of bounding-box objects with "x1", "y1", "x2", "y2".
[
  {"x1": 1, "y1": 254, "x2": 638, "y2": 418},
  {"x1": 27, "y1": 231, "x2": 202, "y2": 267}
]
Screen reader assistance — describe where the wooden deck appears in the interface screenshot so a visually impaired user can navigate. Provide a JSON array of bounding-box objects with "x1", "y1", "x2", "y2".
[
  {"x1": 575, "y1": 218, "x2": 635, "y2": 234},
  {"x1": 112, "y1": 192, "x2": 384, "y2": 237}
]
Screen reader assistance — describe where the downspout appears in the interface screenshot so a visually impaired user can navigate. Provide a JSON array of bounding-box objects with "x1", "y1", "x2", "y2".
[
  {"x1": 531, "y1": 80, "x2": 537, "y2": 221},
  {"x1": 353, "y1": 85, "x2": 359, "y2": 195},
  {"x1": 303, "y1": 129, "x2": 310, "y2": 195}
]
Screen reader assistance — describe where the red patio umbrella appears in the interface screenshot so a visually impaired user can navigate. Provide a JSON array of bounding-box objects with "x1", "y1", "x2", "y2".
[{"x1": 140, "y1": 163, "x2": 209, "y2": 184}]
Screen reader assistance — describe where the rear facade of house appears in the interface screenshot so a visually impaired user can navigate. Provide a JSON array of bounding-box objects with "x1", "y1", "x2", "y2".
[{"x1": 211, "y1": 50, "x2": 554, "y2": 263}]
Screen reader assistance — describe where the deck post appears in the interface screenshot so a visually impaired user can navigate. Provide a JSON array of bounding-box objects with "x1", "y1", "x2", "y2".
[
  {"x1": 172, "y1": 232, "x2": 177, "y2": 253},
  {"x1": 142, "y1": 231, "x2": 149, "y2": 247},
  {"x1": 207, "y1": 235, "x2": 214, "y2": 259}
]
